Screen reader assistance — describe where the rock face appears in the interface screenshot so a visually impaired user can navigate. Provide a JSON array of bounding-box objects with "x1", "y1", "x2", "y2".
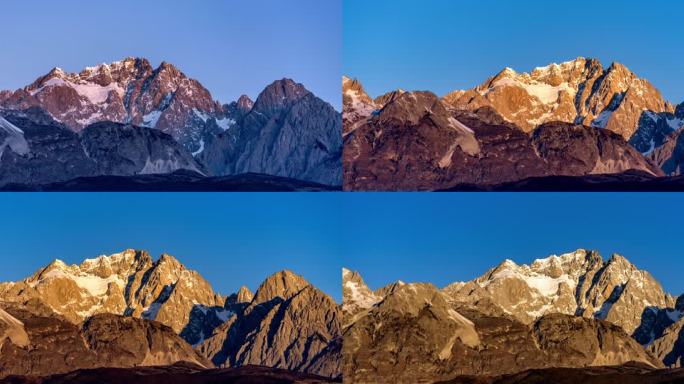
[
  {"x1": 343, "y1": 85, "x2": 662, "y2": 190},
  {"x1": 647, "y1": 296, "x2": 684, "y2": 368},
  {"x1": 342, "y1": 76, "x2": 377, "y2": 137},
  {"x1": 0, "y1": 250, "x2": 225, "y2": 336},
  {"x1": 0, "y1": 58, "x2": 225, "y2": 152},
  {"x1": 445, "y1": 250, "x2": 676, "y2": 335},
  {"x1": 199, "y1": 79, "x2": 342, "y2": 186},
  {"x1": 0, "y1": 307, "x2": 210, "y2": 378},
  {"x1": 0, "y1": 308, "x2": 29, "y2": 348},
  {"x1": 342, "y1": 271, "x2": 661, "y2": 384},
  {"x1": 341, "y1": 268, "x2": 381, "y2": 325},
  {"x1": 649, "y1": 123, "x2": 684, "y2": 176},
  {"x1": 630, "y1": 103, "x2": 684, "y2": 154},
  {"x1": 1, "y1": 59, "x2": 342, "y2": 186},
  {"x1": 444, "y1": 57, "x2": 674, "y2": 141},
  {"x1": 197, "y1": 270, "x2": 342, "y2": 379},
  {"x1": 0, "y1": 109, "x2": 205, "y2": 187},
  {"x1": 0, "y1": 253, "x2": 341, "y2": 378}
]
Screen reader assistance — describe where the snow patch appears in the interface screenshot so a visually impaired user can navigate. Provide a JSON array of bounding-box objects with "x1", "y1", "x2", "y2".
[
  {"x1": 142, "y1": 110, "x2": 163, "y2": 128},
  {"x1": 215, "y1": 117, "x2": 235, "y2": 131},
  {"x1": 31, "y1": 77, "x2": 124, "y2": 104}
]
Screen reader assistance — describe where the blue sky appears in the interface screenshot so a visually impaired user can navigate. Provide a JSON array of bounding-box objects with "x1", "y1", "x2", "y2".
[
  {"x1": 1, "y1": 0, "x2": 341, "y2": 109},
  {"x1": 2, "y1": 194, "x2": 683, "y2": 302},
  {"x1": 0, "y1": 194, "x2": 344, "y2": 301},
  {"x1": 340, "y1": 193, "x2": 684, "y2": 296},
  {"x1": 344, "y1": 0, "x2": 684, "y2": 103}
]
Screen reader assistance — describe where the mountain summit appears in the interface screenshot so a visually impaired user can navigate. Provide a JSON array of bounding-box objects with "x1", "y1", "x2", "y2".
[
  {"x1": 342, "y1": 249, "x2": 684, "y2": 383},
  {"x1": 0, "y1": 59, "x2": 342, "y2": 187},
  {"x1": 0, "y1": 250, "x2": 341, "y2": 379},
  {"x1": 0, "y1": 58, "x2": 225, "y2": 152}
]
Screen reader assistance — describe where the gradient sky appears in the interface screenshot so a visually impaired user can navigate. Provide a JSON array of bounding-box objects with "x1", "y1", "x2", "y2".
[
  {"x1": 344, "y1": 0, "x2": 684, "y2": 103},
  {"x1": 2, "y1": 194, "x2": 684, "y2": 303},
  {"x1": 0, "y1": 194, "x2": 344, "y2": 302},
  {"x1": 1, "y1": 0, "x2": 341, "y2": 109},
  {"x1": 340, "y1": 193, "x2": 684, "y2": 296}
]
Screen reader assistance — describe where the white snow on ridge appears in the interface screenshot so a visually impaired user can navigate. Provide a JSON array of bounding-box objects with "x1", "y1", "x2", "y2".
[
  {"x1": 0, "y1": 117, "x2": 24, "y2": 134},
  {"x1": 142, "y1": 110, "x2": 163, "y2": 128},
  {"x1": 192, "y1": 139, "x2": 205, "y2": 156},
  {"x1": 33, "y1": 264, "x2": 124, "y2": 296},
  {"x1": 344, "y1": 279, "x2": 380, "y2": 310},
  {"x1": 0, "y1": 116, "x2": 30, "y2": 156},
  {"x1": 31, "y1": 77, "x2": 124, "y2": 104},
  {"x1": 215, "y1": 117, "x2": 235, "y2": 131}
]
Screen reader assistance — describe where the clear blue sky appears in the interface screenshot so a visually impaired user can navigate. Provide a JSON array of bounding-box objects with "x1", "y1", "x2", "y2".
[
  {"x1": 0, "y1": 194, "x2": 344, "y2": 302},
  {"x1": 340, "y1": 193, "x2": 684, "y2": 297},
  {"x1": 2, "y1": 194, "x2": 683, "y2": 303},
  {"x1": 1, "y1": 0, "x2": 341, "y2": 109},
  {"x1": 344, "y1": 0, "x2": 684, "y2": 103}
]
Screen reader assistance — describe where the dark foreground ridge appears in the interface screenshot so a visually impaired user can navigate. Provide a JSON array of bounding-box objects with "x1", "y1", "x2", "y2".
[
  {"x1": 437, "y1": 363, "x2": 684, "y2": 384},
  {"x1": 0, "y1": 171, "x2": 340, "y2": 192},
  {"x1": 440, "y1": 170, "x2": 684, "y2": 192},
  {"x1": 0, "y1": 363, "x2": 340, "y2": 384}
]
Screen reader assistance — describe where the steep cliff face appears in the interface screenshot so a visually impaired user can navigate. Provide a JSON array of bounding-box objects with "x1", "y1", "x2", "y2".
[
  {"x1": 445, "y1": 250, "x2": 675, "y2": 335},
  {"x1": 0, "y1": 250, "x2": 225, "y2": 335},
  {"x1": 343, "y1": 85, "x2": 661, "y2": 190},
  {"x1": 342, "y1": 273, "x2": 661, "y2": 384},
  {"x1": 444, "y1": 58, "x2": 674, "y2": 140},
  {"x1": 199, "y1": 79, "x2": 342, "y2": 186},
  {"x1": 197, "y1": 270, "x2": 342, "y2": 378},
  {"x1": 0, "y1": 109, "x2": 206, "y2": 187},
  {"x1": 0, "y1": 58, "x2": 225, "y2": 152},
  {"x1": 0, "y1": 308, "x2": 211, "y2": 378}
]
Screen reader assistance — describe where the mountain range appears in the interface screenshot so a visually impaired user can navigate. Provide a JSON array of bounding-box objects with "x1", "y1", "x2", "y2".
[
  {"x1": 343, "y1": 58, "x2": 684, "y2": 191},
  {"x1": 0, "y1": 250, "x2": 341, "y2": 380},
  {"x1": 342, "y1": 249, "x2": 684, "y2": 383},
  {"x1": 0, "y1": 58, "x2": 342, "y2": 189}
]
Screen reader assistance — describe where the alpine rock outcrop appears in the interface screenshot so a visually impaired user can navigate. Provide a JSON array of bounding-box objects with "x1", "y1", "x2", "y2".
[
  {"x1": 444, "y1": 250, "x2": 677, "y2": 335},
  {"x1": 342, "y1": 268, "x2": 663, "y2": 384},
  {"x1": 343, "y1": 84, "x2": 661, "y2": 190},
  {"x1": 344, "y1": 58, "x2": 684, "y2": 190},
  {"x1": 197, "y1": 270, "x2": 342, "y2": 379},
  {"x1": 0, "y1": 306, "x2": 211, "y2": 378},
  {"x1": 0, "y1": 58, "x2": 342, "y2": 187},
  {"x1": 0, "y1": 58, "x2": 225, "y2": 152},
  {"x1": 0, "y1": 251, "x2": 341, "y2": 378},
  {"x1": 198, "y1": 79, "x2": 342, "y2": 186},
  {"x1": 444, "y1": 58, "x2": 675, "y2": 142}
]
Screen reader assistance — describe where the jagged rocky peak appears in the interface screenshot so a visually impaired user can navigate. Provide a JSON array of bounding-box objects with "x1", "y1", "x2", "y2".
[
  {"x1": 445, "y1": 57, "x2": 673, "y2": 141},
  {"x1": 343, "y1": 265, "x2": 667, "y2": 383},
  {"x1": 224, "y1": 285, "x2": 254, "y2": 308},
  {"x1": 0, "y1": 57, "x2": 223, "y2": 152},
  {"x1": 197, "y1": 270, "x2": 342, "y2": 378},
  {"x1": 342, "y1": 268, "x2": 381, "y2": 321},
  {"x1": 374, "y1": 88, "x2": 406, "y2": 107},
  {"x1": 0, "y1": 250, "x2": 223, "y2": 335},
  {"x1": 251, "y1": 78, "x2": 310, "y2": 116},
  {"x1": 446, "y1": 249, "x2": 675, "y2": 334},
  {"x1": 342, "y1": 76, "x2": 373, "y2": 105},
  {"x1": 251, "y1": 270, "x2": 310, "y2": 304}
]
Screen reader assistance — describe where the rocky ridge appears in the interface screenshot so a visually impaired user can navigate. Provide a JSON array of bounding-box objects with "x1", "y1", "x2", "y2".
[
  {"x1": 0, "y1": 307, "x2": 210, "y2": 378},
  {"x1": 197, "y1": 270, "x2": 342, "y2": 378},
  {"x1": 343, "y1": 85, "x2": 661, "y2": 190},
  {"x1": 0, "y1": 59, "x2": 342, "y2": 186},
  {"x1": 444, "y1": 58, "x2": 674, "y2": 141},
  {"x1": 343, "y1": 250, "x2": 684, "y2": 382},
  {"x1": 342, "y1": 271, "x2": 662, "y2": 383},
  {"x1": 0, "y1": 251, "x2": 341, "y2": 378}
]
